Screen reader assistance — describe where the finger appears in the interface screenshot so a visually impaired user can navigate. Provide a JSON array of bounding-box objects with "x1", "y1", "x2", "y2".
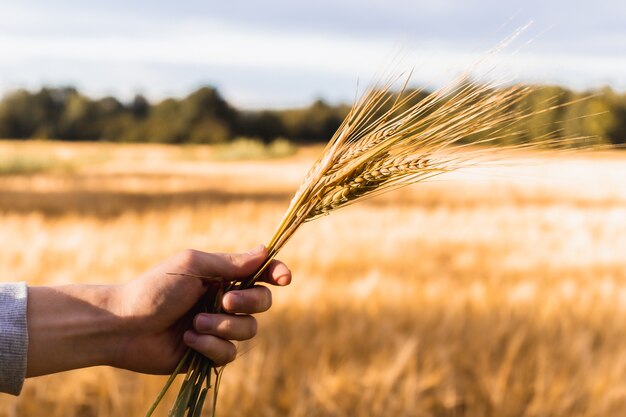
[
  {"x1": 258, "y1": 259, "x2": 292, "y2": 286},
  {"x1": 183, "y1": 331, "x2": 237, "y2": 366},
  {"x1": 176, "y1": 245, "x2": 268, "y2": 280},
  {"x1": 222, "y1": 286, "x2": 272, "y2": 314},
  {"x1": 193, "y1": 313, "x2": 257, "y2": 341}
]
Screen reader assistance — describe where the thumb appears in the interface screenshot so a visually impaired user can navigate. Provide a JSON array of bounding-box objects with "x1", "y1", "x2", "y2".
[{"x1": 182, "y1": 245, "x2": 268, "y2": 280}]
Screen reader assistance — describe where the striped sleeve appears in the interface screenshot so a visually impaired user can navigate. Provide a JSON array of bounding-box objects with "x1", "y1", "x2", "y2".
[{"x1": 0, "y1": 282, "x2": 28, "y2": 395}]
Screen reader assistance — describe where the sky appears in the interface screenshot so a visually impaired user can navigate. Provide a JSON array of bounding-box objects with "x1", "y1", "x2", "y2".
[{"x1": 0, "y1": 0, "x2": 624, "y2": 109}]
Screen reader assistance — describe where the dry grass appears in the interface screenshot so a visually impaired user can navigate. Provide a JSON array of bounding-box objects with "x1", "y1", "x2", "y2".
[{"x1": 1, "y1": 141, "x2": 626, "y2": 417}]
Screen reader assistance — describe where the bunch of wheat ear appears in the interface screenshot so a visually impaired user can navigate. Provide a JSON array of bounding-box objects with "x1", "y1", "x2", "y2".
[{"x1": 144, "y1": 68, "x2": 547, "y2": 417}]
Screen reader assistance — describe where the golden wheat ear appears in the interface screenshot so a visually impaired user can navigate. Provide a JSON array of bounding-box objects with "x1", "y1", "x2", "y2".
[
  {"x1": 242, "y1": 81, "x2": 535, "y2": 273},
  {"x1": 239, "y1": 71, "x2": 595, "y2": 290}
]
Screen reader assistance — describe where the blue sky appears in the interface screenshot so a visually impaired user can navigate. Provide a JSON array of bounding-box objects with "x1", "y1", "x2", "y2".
[{"x1": 0, "y1": 1, "x2": 624, "y2": 108}]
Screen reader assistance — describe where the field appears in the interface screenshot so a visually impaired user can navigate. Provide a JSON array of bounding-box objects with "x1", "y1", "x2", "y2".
[{"x1": 1, "y1": 140, "x2": 626, "y2": 417}]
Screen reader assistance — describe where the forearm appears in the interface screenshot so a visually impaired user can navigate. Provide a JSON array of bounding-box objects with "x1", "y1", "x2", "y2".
[{"x1": 26, "y1": 285, "x2": 120, "y2": 377}]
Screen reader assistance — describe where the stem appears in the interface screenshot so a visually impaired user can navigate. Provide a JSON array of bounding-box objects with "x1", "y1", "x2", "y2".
[
  {"x1": 211, "y1": 367, "x2": 225, "y2": 417},
  {"x1": 145, "y1": 349, "x2": 192, "y2": 417}
]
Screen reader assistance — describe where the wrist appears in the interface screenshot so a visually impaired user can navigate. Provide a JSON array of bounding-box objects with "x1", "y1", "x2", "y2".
[
  {"x1": 87, "y1": 284, "x2": 124, "y2": 367},
  {"x1": 26, "y1": 284, "x2": 123, "y2": 376}
]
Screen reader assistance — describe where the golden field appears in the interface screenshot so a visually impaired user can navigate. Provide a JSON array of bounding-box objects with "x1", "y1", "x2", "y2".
[{"x1": 1, "y1": 140, "x2": 626, "y2": 417}]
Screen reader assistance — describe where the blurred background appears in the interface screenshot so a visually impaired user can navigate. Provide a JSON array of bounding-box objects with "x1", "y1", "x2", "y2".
[
  {"x1": 1, "y1": 1, "x2": 626, "y2": 416},
  {"x1": 0, "y1": 0, "x2": 623, "y2": 143}
]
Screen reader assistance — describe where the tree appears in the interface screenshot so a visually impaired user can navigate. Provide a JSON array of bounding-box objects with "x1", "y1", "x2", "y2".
[
  {"x1": 177, "y1": 87, "x2": 237, "y2": 143},
  {"x1": 131, "y1": 94, "x2": 149, "y2": 119}
]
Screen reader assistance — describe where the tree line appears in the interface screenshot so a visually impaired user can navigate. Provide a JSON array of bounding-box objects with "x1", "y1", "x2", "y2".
[{"x1": 0, "y1": 84, "x2": 624, "y2": 145}]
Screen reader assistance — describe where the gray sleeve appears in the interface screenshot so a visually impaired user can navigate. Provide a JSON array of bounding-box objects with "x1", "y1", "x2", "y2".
[{"x1": 0, "y1": 282, "x2": 28, "y2": 396}]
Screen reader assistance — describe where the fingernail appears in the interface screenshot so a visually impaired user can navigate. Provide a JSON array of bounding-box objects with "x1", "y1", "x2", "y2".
[
  {"x1": 246, "y1": 244, "x2": 265, "y2": 255},
  {"x1": 278, "y1": 275, "x2": 290, "y2": 286},
  {"x1": 222, "y1": 292, "x2": 241, "y2": 311},
  {"x1": 184, "y1": 331, "x2": 198, "y2": 345}
]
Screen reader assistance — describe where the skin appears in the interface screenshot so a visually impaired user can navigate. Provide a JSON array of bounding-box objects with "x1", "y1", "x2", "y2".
[{"x1": 25, "y1": 245, "x2": 291, "y2": 377}]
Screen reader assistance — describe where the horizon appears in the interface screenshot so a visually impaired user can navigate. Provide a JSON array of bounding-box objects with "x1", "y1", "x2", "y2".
[{"x1": 1, "y1": 81, "x2": 621, "y2": 112}]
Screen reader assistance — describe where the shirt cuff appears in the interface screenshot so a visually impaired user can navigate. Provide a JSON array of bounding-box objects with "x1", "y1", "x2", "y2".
[{"x1": 0, "y1": 282, "x2": 28, "y2": 396}]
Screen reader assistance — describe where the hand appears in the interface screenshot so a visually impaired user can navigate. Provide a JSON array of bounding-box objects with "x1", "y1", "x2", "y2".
[
  {"x1": 110, "y1": 246, "x2": 291, "y2": 373},
  {"x1": 26, "y1": 246, "x2": 291, "y2": 377}
]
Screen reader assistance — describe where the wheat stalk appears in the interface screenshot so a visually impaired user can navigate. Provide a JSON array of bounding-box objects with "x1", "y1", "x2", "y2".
[
  {"x1": 145, "y1": 32, "x2": 580, "y2": 417},
  {"x1": 238, "y1": 81, "x2": 533, "y2": 284}
]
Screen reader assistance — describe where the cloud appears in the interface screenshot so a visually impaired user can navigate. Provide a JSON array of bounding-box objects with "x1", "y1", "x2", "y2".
[{"x1": 0, "y1": 1, "x2": 623, "y2": 107}]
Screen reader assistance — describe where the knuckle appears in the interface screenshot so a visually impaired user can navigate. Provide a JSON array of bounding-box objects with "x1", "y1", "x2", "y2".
[
  {"x1": 220, "y1": 317, "x2": 236, "y2": 335},
  {"x1": 219, "y1": 316, "x2": 256, "y2": 340},
  {"x1": 178, "y1": 248, "x2": 201, "y2": 269},
  {"x1": 221, "y1": 252, "x2": 244, "y2": 269},
  {"x1": 248, "y1": 317, "x2": 258, "y2": 338},
  {"x1": 257, "y1": 287, "x2": 272, "y2": 311},
  {"x1": 222, "y1": 252, "x2": 236, "y2": 264}
]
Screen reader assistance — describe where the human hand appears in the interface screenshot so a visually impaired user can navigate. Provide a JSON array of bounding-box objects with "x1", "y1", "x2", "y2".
[
  {"x1": 109, "y1": 246, "x2": 291, "y2": 373},
  {"x1": 25, "y1": 246, "x2": 291, "y2": 377}
]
